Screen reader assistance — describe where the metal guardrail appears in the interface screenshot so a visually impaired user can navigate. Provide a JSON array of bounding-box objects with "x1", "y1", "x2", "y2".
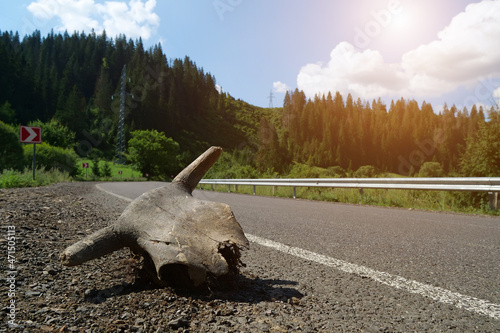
[{"x1": 199, "y1": 177, "x2": 500, "y2": 209}]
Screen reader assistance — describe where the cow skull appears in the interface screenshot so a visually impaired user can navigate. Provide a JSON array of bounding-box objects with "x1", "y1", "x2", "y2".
[{"x1": 60, "y1": 147, "x2": 249, "y2": 286}]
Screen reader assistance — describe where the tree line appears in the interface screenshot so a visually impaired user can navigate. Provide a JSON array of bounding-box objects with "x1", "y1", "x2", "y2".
[{"x1": 254, "y1": 90, "x2": 499, "y2": 177}]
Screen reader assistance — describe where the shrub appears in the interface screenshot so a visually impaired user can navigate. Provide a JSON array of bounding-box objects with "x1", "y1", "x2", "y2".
[
  {"x1": 288, "y1": 163, "x2": 336, "y2": 178},
  {"x1": 353, "y1": 165, "x2": 378, "y2": 178},
  {"x1": 28, "y1": 119, "x2": 76, "y2": 149},
  {"x1": 418, "y1": 162, "x2": 444, "y2": 177},
  {"x1": 205, "y1": 151, "x2": 259, "y2": 179},
  {"x1": 102, "y1": 162, "x2": 112, "y2": 178},
  {"x1": 23, "y1": 143, "x2": 79, "y2": 176},
  {"x1": 91, "y1": 157, "x2": 101, "y2": 178},
  {"x1": 0, "y1": 121, "x2": 25, "y2": 171},
  {"x1": 128, "y1": 130, "x2": 180, "y2": 180},
  {"x1": 327, "y1": 166, "x2": 346, "y2": 178}
]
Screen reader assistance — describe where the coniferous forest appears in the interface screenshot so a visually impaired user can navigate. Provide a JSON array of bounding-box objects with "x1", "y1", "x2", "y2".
[
  {"x1": 0, "y1": 30, "x2": 262, "y2": 163},
  {"x1": 1, "y1": 30, "x2": 499, "y2": 180}
]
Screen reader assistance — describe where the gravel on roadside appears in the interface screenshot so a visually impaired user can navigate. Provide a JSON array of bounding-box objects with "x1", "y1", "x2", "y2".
[{"x1": 0, "y1": 183, "x2": 309, "y2": 333}]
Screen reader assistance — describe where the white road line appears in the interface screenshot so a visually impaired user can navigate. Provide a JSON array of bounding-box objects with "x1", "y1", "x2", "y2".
[
  {"x1": 96, "y1": 184, "x2": 134, "y2": 203},
  {"x1": 97, "y1": 185, "x2": 500, "y2": 320},
  {"x1": 247, "y1": 234, "x2": 500, "y2": 320}
]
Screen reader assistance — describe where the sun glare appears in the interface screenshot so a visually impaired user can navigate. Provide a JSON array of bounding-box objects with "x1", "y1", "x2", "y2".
[
  {"x1": 391, "y1": 10, "x2": 411, "y2": 30},
  {"x1": 373, "y1": 3, "x2": 427, "y2": 56}
]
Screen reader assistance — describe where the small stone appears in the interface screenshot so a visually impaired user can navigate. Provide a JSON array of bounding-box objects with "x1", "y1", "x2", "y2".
[
  {"x1": 35, "y1": 308, "x2": 49, "y2": 315},
  {"x1": 167, "y1": 316, "x2": 190, "y2": 329},
  {"x1": 255, "y1": 322, "x2": 270, "y2": 332},
  {"x1": 25, "y1": 291, "x2": 42, "y2": 297},
  {"x1": 215, "y1": 307, "x2": 235, "y2": 316}
]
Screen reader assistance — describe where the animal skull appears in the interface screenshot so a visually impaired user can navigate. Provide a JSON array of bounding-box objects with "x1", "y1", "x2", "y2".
[{"x1": 60, "y1": 147, "x2": 249, "y2": 286}]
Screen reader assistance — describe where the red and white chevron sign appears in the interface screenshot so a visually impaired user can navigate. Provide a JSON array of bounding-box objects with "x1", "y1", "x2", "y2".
[{"x1": 19, "y1": 126, "x2": 42, "y2": 144}]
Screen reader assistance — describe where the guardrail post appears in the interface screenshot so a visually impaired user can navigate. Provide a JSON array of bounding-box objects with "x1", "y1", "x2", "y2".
[
  {"x1": 359, "y1": 188, "x2": 364, "y2": 195},
  {"x1": 293, "y1": 187, "x2": 296, "y2": 199},
  {"x1": 211, "y1": 184, "x2": 214, "y2": 191},
  {"x1": 227, "y1": 185, "x2": 231, "y2": 193},
  {"x1": 253, "y1": 185, "x2": 256, "y2": 195},
  {"x1": 489, "y1": 192, "x2": 498, "y2": 210}
]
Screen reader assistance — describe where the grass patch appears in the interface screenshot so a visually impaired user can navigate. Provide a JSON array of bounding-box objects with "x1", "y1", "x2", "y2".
[
  {"x1": 1, "y1": 161, "x2": 145, "y2": 189},
  {"x1": 0, "y1": 168, "x2": 72, "y2": 189},
  {"x1": 76, "y1": 160, "x2": 144, "y2": 181}
]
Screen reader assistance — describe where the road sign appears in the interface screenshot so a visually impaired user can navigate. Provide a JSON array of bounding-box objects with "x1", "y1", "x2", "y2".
[
  {"x1": 118, "y1": 171, "x2": 123, "y2": 175},
  {"x1": 19, "y1": 126, "x2": 42, "y2": 144},
  {"x1": 19, "y1": 125, "x2": 42, "y2": 180}
]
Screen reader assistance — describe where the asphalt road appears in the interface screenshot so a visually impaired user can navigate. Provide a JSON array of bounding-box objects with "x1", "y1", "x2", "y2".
[{"x1": 97, "y1": 181, "x2": 500, "y2": 327}]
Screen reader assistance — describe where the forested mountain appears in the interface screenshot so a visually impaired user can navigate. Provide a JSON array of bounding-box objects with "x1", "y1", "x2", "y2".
[
  {"x1": 0, "y1": 30, "x2": 265, "y2": 161},
  {"x1": 255, "y1": 90, "x2": 496, "y2": 175},
  {"x1": 1, "y1": 30, "x2": 498, "y2": 177}
]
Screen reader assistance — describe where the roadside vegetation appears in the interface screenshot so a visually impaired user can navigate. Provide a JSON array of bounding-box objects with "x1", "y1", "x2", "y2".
[
  {"x1": 0, "y1": 168, "x2": 71, "y2": 189},
  {"x1": 0, "y1": 120, "x2": 146, "y2": 188},
  {"x1": 201, "y1": 185, "x2": 497, "y2": 216},
  {"x1": 201, "y1": 160, "x2": 498, "y2": 216}
]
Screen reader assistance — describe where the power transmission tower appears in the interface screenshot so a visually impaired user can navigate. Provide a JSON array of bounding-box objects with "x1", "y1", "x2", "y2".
[
  {"x1": 114, "y1": 65, "x2": 127, "y2": 165},
  {"x1": 268, "y1": 89, "x2": 274, "y2": 108}
]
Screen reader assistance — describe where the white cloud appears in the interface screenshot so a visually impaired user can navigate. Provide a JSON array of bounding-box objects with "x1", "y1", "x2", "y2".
[
  {"x1": 100, "y1": 0, "x2": 159, "y2": 40},
  {"x1": 494, "y1": 87, "x2": 500, "y2": 105},
  {"x1": 493, "y1": 87, "x2": 500, "y2": 99},
  {"x1": 27, "y1": 0, "x2": 160, "y2": 40},
  {"x1": 297, "y1": 42, "x2": 408, "y2": 99},
  {"x1": 273, "y1": 81, "x2": 290, "y2": 93},
  {"x1": 297, "y1": 0, "x2": 500, "y2": 102}
]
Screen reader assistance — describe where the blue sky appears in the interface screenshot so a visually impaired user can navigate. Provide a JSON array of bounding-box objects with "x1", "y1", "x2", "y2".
[{"x1": 1, "y1": 0, "x2": 499, "y2": 111}]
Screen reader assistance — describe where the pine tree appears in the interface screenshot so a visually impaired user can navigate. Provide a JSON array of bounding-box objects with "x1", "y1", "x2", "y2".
[{"x1": 91, "y1": 157, "x2": 101, "y2": 179}]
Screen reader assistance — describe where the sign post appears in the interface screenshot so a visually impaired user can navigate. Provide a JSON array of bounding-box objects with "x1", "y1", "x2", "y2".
[
  {"x1": 33, "y1": 144, "x2": 36, "y2": 180},
  {"x1": 82, "y1": 163, "x2": 89, "y2": 180},
  {"x1": 19, "y1": 126, "x2": 42, "y2": 180}
]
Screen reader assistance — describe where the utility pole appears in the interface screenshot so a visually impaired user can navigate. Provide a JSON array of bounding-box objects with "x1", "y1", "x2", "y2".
[
  {"x1": 268, "y1": 89, "x2": 274, "y2": 108},
  {"x1": 114, "y1": 65, "x2": 126, "y2": 165}
]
